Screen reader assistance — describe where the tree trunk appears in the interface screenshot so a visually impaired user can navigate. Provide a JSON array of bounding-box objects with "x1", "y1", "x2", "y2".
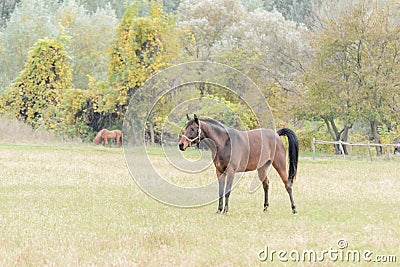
[
  {"x1": 324, "y1": 118, "x2": 343, "y2": 154},
  {"x1": 1, "y1": 0, "x2": 7, "y2": 28},
  {"x1": 323, "y1": 118, "x2": 352, "y2": 155},
  {"x1": 149, "y1": 121, "x2": 155, "y2": 145},
  {"x1": 198, "y1": 82, "x2": 205, "y2": 97},
  {"x1": 340, "y1": 123, "x2": 352, "y2": 154},
  {"x1": 370, "y1": 120, "x2": 382, "y2": 156}
]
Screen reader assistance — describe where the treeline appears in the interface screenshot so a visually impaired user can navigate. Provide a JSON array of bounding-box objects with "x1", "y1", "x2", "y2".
[{"x1": 0, "y1": 0, "x2": 399, "y2": 154}]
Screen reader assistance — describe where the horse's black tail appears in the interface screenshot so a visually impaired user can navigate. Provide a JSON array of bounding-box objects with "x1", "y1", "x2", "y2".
[{"x1": 277, "y1": 128, "x2": 299, "y2": 183}]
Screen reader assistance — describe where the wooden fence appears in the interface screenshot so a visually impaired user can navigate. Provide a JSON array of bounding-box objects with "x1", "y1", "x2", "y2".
[{"x1": 312, "y1": 138, "x2": 399, "y2": 161}]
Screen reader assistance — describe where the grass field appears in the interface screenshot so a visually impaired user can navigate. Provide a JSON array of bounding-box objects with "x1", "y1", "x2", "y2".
[{"x1": 0, "y1": 143, "x2": 399, "y2": 266}]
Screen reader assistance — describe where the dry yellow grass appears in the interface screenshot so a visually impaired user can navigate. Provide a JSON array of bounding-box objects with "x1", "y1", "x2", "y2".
[
  {"x1": 0, "y1": 117, "x2": 60, "y2": 144},
  {"x1": 0, "y1": 143, "x2": 399, "y2": 266}
]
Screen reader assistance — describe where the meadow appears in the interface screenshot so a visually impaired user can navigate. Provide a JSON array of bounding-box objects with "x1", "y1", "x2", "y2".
[{"x1": 0, "y1": 142, "x2": 399, "y2": 266}]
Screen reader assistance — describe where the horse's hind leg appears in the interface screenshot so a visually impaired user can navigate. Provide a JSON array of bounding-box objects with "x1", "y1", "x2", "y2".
[
  {"x1": 257, "y1": 164, "x2": 270, "y2": 212},
  {"x1": 273, "y1": 151, "x2": 297, "y2": 214}
]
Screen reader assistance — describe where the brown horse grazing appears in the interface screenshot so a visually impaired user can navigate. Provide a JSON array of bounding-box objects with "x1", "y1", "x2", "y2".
[
  {"x1": 178, "y1": 114, "x2": 299, "y2": 214},
  {"x1": 93, "y1": 129, "x2": 122, "y2": 147}
]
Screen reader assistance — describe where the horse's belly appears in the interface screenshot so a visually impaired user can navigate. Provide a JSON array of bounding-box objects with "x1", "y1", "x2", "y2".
[
  {"x1": 238, "y1": 149, "x2": 270, "y2": 172},
  {"x1": 235, "y1": 154, "x2": 261, "y2": 172}
]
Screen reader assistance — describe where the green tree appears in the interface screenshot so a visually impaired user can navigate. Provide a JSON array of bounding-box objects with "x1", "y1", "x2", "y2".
[
  {"x1": 240, "y1": 0, "x2": 264, "y2": 11},
  {"x1": 177, "y1": 0, "x2": 245, "y2": 61},
  {"x1": 177, "y1": 1, "x2": 309, "y2": 126},
  {"x1": 109, "y1": 1, "x2": 179, "y2": 143},
  {"x1": 0, "y1": 37, "x2": 73, "y2": 130},
  {"x1": 58, "y1": 77, "x2": 119, "y2": 139},
  {"x1": 109, "y1": 1, "x2": 178, "y2": 101},
  {"x1": 0, "y1": 0, "x2": 21, "y2": 28},
  {"x1": 55, "y1": 0, "x2": 131, "y2": 18},
  {"x1": 353, "y1": 1, "x2": 400, "y2": 154},
  {"x1": 215, "y1": 8, "x2": 310, "y2": 124},
  {"x1": 162, "y1": 0, "x2": 181, "y2": 13},
  {"x1": 302, "y1": 0, "x2": 400, "y2": 155},
  {"x1": 57, "y1": 0, "x2": 118, "y2": 89},
  {"x1": 0, "y1": 0, "x2": 118, "y2": 91},
  {"x1": 0, "y1": 0, "x2": 60, "y2": 91},
  {"x1": 265, "y1": 0, "x2": 315, "y2": 27}
]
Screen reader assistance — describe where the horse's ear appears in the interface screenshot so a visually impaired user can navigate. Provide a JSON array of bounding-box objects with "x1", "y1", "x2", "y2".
[
  {"x1": 186, "y1": 114, "x2": 190, "y2": 121},
  {"x1": 194, "y1": 114, "x2": 199, "y2": 124}
]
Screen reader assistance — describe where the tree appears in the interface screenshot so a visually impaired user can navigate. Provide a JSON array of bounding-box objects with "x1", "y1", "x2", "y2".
[
  {"x1": 239, "y1": 0, "x2": 264, "y2": 11},
  {"x1": 55, "y1": 0, "x2": 128, "y2": 18},
  {"x1": 300, "y1": 70, "x2": 356, "y2": 154},
  {"x1": 265, "y1": 0, "x2": 315, "y2": 27},
  {"x1": 176, "y1": 1, "x2": 310, "y2": 125},
  {"x1": 177, "y1": 0, "x2": 245, "y2": 60},
  {"x1": 301, "y1": 0, "x2": 400, "y2": 155},
  {"x1": 215, "y1": 8, "x2": 310, "y2": 124},
  {"x1": 353, "y1": 1, "x2": 400, "y2": 154},
  {"x1": 0, "y1": 0, "x2": 118, "y2": 91},
  {"x1": 109, "y1": 1, "x2": 179, "y2": 144},
  {"x1": 58, "y1": 77, "x2": 120, "y2": 139},
  {"x1": 0, "y1": 37, "x2": 73, "y2": 130},
  {"x1": 57, "y1": 0, "x2": 118, "y2": 89},
  {"x1": 0, "y1": 0, "x2": 60, "y2": 91},
  {"x1": 0, "y1": 0, "x2": 20, "y2": 28},
  {"x1": 162, "y1": 0, "x2": 181, "y2": 13}
]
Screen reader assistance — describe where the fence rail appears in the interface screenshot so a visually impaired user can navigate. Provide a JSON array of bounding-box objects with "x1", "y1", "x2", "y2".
[{"x1": 312, "y1": 138, "x2": 399, "y2": 161}]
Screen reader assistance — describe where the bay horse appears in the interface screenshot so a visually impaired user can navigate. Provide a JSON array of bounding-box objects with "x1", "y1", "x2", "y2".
[
  {"x1": 178, "y1": 114, "x2": 299, "y2": 214},
  {"x1": 394, "y1": 143, "x2": 400, "y2": 154},
  {"x1": 93, "y1": 129, "x2": 122, "y2": 147}
]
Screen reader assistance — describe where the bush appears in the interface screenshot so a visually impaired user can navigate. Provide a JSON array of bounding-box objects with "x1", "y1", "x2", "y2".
[
  {"x1": 0, "y1": 37, "x2": 73, "y2": 130},
  {"x1": 295, "y1": 121, "x2": 334, "y2": 153}
]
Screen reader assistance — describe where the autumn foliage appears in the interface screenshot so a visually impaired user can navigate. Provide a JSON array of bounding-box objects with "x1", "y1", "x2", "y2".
[{"x1": 0, "y1": 37, "x2": 73, "y2": 130}]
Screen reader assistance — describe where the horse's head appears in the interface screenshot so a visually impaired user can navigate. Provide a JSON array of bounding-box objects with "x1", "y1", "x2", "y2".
[{"x1": 179, "y1": 114, "x2": 201, "y2": 151}]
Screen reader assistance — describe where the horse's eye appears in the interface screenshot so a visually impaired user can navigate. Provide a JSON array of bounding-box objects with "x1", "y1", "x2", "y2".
[{"x1": 190, "y1": 127, "x2": 194, "y2": 132}]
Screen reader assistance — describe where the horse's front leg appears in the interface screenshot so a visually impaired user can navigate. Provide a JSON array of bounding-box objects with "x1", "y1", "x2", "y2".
[
  {"x1": 223, "y1": 168, "x2": 235, "y2": 214},
  {"x1": 216, "y1": 170, "x2": 225, "y2": 214}
]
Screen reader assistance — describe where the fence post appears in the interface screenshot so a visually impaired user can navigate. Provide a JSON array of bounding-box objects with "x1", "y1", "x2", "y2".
[
  {"x1": 312, "y1": 137, "x2": 316, "y2": 160},
  {"x1": 339, "y1": 141, "x2": 345, "y2": 159}
]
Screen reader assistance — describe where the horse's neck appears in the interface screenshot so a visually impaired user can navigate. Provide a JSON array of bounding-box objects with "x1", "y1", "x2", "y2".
[{"x1": 201, "y1": 121, "x2": 229, "y2": 149}]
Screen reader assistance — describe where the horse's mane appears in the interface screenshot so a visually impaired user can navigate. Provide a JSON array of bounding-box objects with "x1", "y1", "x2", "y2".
[
  {"x1": 186, "y1": 118, "x2": 227, "y2": 132},
  {"x1": 93, "y1": 129, "x2": 104, "y2": 144},
  {"x1": 200, "y1": 118, "x2": 230, "y2": 131},
  {"x1": 198, "y1": 119, "x2": 233, "y2": 139},
  {"x1": 201, "y1": 118, "x2": 224, "y2": 127}
]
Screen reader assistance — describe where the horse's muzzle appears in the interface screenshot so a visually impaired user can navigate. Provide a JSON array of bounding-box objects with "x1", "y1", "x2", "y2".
[{"x1": 179, "y1": 143, "x2": 185, "y2": 151}]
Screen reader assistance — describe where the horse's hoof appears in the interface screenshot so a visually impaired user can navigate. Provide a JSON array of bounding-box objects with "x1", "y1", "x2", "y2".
[
  {"x1": 216, "y1": 210, "x2": 222, "y2": 214},
  {"x1": 263, "y1": 208, "x2": 268, "y2": 213},
  {"x1": 292, "y1": 210, "x2": 298, "y2": 215}
]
